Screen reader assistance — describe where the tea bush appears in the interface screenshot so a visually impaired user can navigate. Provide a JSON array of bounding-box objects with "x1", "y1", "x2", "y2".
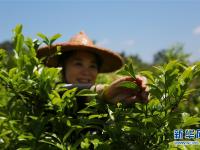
[{"x1": 0, "y1": 25, "x2": 200, "y2": 150}]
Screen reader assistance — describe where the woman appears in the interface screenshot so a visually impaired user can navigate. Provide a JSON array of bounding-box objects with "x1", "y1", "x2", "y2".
[{"x1": 37, "y1": 31, "x2": 148, "y2": 104}]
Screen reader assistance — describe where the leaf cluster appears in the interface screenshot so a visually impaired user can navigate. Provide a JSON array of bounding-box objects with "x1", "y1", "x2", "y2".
[{"x1": 0, "y1": 25, "x2": 200, "y2": 150}]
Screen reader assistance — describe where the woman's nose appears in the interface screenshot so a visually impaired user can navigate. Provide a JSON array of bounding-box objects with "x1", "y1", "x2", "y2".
[{"x1": 81, "y1": 67, "x2": 91, "y2": 76}]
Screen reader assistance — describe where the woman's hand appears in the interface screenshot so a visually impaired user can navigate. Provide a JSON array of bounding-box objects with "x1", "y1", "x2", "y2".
[{"x1": 102, "y1": 76, "x2": 149, "y2": 104}]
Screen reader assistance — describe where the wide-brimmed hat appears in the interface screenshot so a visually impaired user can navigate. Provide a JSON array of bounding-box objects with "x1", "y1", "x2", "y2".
[{"x1": 37, "y1": 31, "x2": 124, "y2": 73}]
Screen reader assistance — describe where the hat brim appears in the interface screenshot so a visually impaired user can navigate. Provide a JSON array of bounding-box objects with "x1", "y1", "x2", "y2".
[{"x1": 37, "y1": 43, "x2": 124, "y2": 73}]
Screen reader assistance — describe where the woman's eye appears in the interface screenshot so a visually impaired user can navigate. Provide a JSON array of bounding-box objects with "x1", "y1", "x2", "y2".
[
  {"x1": 90, "y1": 64, "x2": 97, "y2": 69},
  {"x1": 74, "y1": 62, "x2": 83, "y2": 66}
]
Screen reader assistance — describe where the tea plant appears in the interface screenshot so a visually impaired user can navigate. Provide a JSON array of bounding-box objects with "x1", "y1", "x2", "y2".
[{"x1": 0, "y1": 25, "x2": 200, "y2": 150}]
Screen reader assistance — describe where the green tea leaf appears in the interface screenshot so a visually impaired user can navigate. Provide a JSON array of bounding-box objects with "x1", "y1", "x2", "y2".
[
  {"x1": 128, "y1": 63, "x2": 136, "y2": 79},
  {"x1": 140, "y1": 71, "x2": 154, "y2": 82},
  {"x1": 181, "y1": 116, "x2": 200, "y2": 127},
  {"x1": 91, "y1": 139, "x2": 102, "y2": 149},
  {"x1": 119, "y1": 81, "x2": 138, "y2": 90},
  {"x1": 81, "y1": 138, "x2": 90, "y2": 149},
  {"x1": 13, "y1": 24, "x2": 22, "y2": 35},
  {"x1": 15, "y1": 34, "x2": 24, "y2": 54},
  {"x1": 63, "y1": 128, "x2": 75, "y2": 142},
  {"x1": 18, "y1": 133, "x2": 35, "y2": 141},
  {"x1": 77, "y1": 89, "x2": 98, "y2": 97},
  {"x1": 37, "y1": 33, "x2": 49, "y2": 45},
  {"x1": 50, "y1": 33, "x2": 62, "y2": 45},
  {"x1": 116, "y1": 69, "x2": 130, "y2": 76}
]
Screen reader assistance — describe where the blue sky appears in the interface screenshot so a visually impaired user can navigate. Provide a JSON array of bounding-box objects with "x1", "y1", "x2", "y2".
[{"x1": 1, "y1": 0, "x2": 200, "y2": 63}]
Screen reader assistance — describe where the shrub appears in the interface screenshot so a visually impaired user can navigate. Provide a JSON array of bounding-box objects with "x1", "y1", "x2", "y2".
[{"x1": 0, "y1": 25, "x2": 200, "y2": 150}]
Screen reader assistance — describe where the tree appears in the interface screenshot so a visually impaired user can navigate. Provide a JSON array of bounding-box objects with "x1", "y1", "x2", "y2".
[
  {"x1": 0, "y1": 41, "x2": 13, "y2": 52},
  {"x1": 153, "y1": 44, "x2": 190, "y2": 65}
]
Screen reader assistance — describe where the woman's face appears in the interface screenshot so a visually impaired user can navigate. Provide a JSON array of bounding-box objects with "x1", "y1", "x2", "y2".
[{"x1": 64, "y1": 51, "x2": 98, "y2": 84}]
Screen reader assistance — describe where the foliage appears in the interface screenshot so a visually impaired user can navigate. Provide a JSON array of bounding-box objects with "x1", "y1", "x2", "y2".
[
  {"x1": 0, "y1": 25, "x2": 200, "y2": 150},
  {"x1": 0, "y1": 41, "x2": 14, "y2": 52},
  {"x1": 153, "y1": 43, "x2": 190, "y2": 65}
]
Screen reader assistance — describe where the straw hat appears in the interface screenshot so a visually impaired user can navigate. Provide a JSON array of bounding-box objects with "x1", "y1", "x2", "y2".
[{"x1": 37, "y1": 31, "x2": 124, "y2": 73}]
